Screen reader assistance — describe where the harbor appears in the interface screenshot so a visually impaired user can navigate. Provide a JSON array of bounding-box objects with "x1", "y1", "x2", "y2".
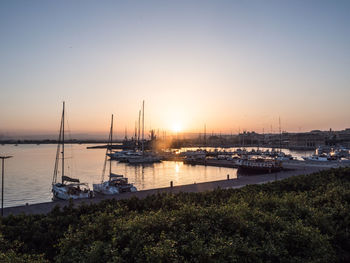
[
  {"x1": 2, "y1": 104, "x2": 348, "y2": 213},
  {"x1": 3, "y1": 161, "x2": 335, "y2": 216},
  {"x1": 0, "y1": 143, "x2": 241, "y2": 208},
  {"x1": 1, "y1": 101, "x2": 350, "y2": 211},
  {"x1": 2, "y1": 139, "x2": 350, "y2": 209},
  {"x1": 1, "y1": 1, "x2": 349, "y2": 261}
]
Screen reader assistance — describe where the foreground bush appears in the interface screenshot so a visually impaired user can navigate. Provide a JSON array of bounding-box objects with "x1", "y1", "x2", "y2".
[{"x1": 1, "y1": 168, "x2": 350, "y2": 262}]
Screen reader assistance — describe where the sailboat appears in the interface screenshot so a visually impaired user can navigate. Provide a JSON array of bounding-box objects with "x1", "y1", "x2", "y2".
[
  {"x1": 127, "y1": 100, "x2": 160, "y2": 164},
  {"x1": 93, "y1": 114, "x2": 137, "y2": 194},
  {"x1": 52, "y1": 102, "x2": 93, "y2": 200}
]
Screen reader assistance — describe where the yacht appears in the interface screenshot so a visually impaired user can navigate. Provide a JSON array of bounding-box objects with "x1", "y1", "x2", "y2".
[
  {"x1": 93, "y1": 173, "x2": 137, "y2": 194},
  {"x1": 52, "y1": 102, "x2": 93, "y2": 200},
  {"x1": 236, "y1": 156, "x2": 283, "y2": 173},
  {"x1": 93, "y1": 114, "x2": 137, "y2": 194},
  {"x1": 302, "y1": 155, "x2": 329, "y2": 162},
  {"x1": 276, "y1": 152, "x2": 294, "y2": 161}
]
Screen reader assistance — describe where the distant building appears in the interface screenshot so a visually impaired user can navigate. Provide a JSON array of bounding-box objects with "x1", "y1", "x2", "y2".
[
  {"x1": 288, "y1": 131, "x2": 326, "y2": 150},
  {"x1": 333, "y1": 128, "x2": 350, "y2": 147}
]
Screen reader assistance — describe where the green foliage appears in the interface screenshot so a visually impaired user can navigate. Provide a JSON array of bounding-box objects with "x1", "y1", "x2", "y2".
[
  {"x1": 0, "y1": 233, "x2": 48, "y2": 262},
  {"x1": 1, "y1": 167, "x2": 350, "y2": 262}
]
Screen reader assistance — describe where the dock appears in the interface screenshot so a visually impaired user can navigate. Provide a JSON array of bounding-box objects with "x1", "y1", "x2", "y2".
[
  {"x1": 3, "y1": 161, "x2": 342, "y2": 217},
  {"x1": 183, "y1": 158, "x2": 238, "y2": 168}
]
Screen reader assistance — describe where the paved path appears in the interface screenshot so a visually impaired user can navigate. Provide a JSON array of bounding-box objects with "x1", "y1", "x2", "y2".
[{"x1": 2, "y1": 164, "x2": 335, "y2": 217}]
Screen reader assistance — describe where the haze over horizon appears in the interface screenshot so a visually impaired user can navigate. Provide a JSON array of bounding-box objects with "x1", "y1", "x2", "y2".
[{"x1": 1, "y1": 0, "x2": 350, "y2": 136}]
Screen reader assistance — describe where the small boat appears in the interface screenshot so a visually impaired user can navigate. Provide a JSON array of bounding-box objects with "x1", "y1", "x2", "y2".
[
  {"x1": 53, "y1": 178, "x2": 92, "y2": 200},
  {"x1": 93, "y1": 114, "x2": 137, "y2": 194},
  {"x1": 236, "y1": 157, "x2": 283, "y2": 173},
  {"x1": 52, "y1": 102, "x2": 93, "y2": 200},
  {"x1": 276, "y1": 152, "x2": 294, "y2": 161},
  {"x1": 93, "y1": 173, "x2": 137, "y2": 194},
  {"x1": 302, "y1": 155, "x2": 329, "y2": 162},
  {"x1": 180, "y1": 150, "x2": 207, "y2": 160},
  {"x1": 108, "y1": 150, "x2": 142, "y2": 162}
]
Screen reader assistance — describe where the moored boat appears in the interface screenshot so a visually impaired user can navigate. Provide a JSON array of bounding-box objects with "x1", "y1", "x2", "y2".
[
  {"x1": 52, "y1": 102, "x2": 93, "y2": 200},
  {"x1": 93, "y1": 114, "x2": 137, "y2": 194},
  {"x1": 302, "y1": 155, "x2": 328, "y2": 162},
  {"x1": 126, "y1": 100, "x2": 161, "y2": 165},
  {"x1": 53, "y1": 180, "x2": 92, "y2": 200},
  {"x1": 93, "y1": 173, "x2": 137, "y2": 194},
  {"x1": 236, "y1": 157, "x2": 283, "y2": 173}
]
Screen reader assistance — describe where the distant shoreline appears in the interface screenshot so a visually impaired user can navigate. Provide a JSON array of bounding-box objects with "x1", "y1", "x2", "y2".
[
  {"x1": 0, "y1": 140, "x2": 123, "y2": 145},
  {"x1": 0, "y1": 140, "x2": 315, "y2": 151}
]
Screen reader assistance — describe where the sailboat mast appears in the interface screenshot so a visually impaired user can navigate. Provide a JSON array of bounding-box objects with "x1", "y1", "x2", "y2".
[
  {"x1": 53, "y1": 106, "x2": 63, "y2": 185},
  {"x1": 138, "y1": 110, "x2": 141, "y2": 147},
  {"x1": 110, "y1": 114, "x2": 113, "y2": 177},
  {"x1": 62, "y1": 101, "x2": 65, "y2": 183},
  {"x1": 142, "y1": 100, "x2": 144, "y2": 156},
  {"x1": 134, "y1": 121, "x2": 137, "y2": 141},
  {"x1": 279, "y1": 116, "x2": 282, "y2": 153}
]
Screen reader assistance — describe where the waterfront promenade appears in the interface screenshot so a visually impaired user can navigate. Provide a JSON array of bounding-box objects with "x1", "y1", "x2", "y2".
[{"x1": 3, "y1": 161, "x2": 340, "y2": 217}]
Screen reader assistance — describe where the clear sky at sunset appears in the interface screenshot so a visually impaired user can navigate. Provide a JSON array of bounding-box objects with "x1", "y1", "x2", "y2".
[{"x1": 1, "y1": 0, "x2": 349, "y2": 138}]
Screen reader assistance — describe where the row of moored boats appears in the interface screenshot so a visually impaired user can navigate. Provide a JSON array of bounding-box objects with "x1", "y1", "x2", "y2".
[{"x1": 52, "y1": 103, "x2": 137, "y2": 201}]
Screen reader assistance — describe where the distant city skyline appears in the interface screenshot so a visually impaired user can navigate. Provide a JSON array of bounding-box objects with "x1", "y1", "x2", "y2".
[
  {"x1": 1, "y1": 0, "x2": 350, "y2": 135},
  {"x1": 1, "y1": 127, "x2": 350, "y2": 141}
]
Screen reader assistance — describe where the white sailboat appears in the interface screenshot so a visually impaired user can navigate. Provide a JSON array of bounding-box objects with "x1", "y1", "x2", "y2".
[
  {"x1": 52, "y1": 102, "x2": 93, "y2": 200},
  {"x1": 93, "y1": 114, "x2": 137, "y2": 194}
]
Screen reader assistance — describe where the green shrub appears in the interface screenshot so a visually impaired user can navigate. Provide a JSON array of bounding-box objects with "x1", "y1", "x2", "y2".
[{"x1": 1, "y1": 167, "x2": 350, "y2": 262}]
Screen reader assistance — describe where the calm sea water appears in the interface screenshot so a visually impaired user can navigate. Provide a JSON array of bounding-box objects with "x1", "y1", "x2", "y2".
[{"x1": 0, "y1": 144, "x2": 311, "y2": 208}]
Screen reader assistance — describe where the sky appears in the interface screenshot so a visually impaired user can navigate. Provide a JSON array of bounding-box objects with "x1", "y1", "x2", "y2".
[{"x1": 1, "y1": 0, "x2": 350, "y2": 138}]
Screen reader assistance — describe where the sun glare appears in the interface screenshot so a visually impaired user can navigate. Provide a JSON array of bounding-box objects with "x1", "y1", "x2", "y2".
[{"x1": 172, "y1": 123, "x2": 182, "y2": 133}]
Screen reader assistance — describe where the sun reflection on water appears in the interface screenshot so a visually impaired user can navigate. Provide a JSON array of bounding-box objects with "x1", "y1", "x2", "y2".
[{"x1": 175, "y1": 162, "x2": 180, "y2": 173}]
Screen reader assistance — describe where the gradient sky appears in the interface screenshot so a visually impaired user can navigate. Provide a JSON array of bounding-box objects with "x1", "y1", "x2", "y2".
[{"x1": 1, "y1": 0, "x2": 350, "y2": 137}]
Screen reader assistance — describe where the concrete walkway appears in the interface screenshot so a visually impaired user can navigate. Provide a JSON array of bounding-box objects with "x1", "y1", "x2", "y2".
[{"x1": 3, "y1": 163, "x2": 335, "y2": 217}]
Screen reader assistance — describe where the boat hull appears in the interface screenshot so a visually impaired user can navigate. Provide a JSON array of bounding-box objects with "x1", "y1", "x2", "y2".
[
  {"x1": 93, "y1": 182, "x2": 120, "y2": 195},
  {"x1": 236, "y1": 159, "x2": 283, "y2": 174},
  {"x1": 119, "y1": 185, "x2": 137, "y2": 193},
  {"x1": 52, "y1": 184, "x2": 92, "y2": 200},
  {"x1": 93, "y1": 181, "x2": 137, "y2": 194}
]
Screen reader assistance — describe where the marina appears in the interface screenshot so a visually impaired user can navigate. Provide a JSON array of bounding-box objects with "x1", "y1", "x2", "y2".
[
  {"x1": 1, "y1": 140, "x2": 349, "y2": 211},
  {"x1": 1, "y1": 98, "x2": 349, "y2": 211},
  {"x1": 3, "y1": 162, "x2": 335, "y2": 216},
  {"x1": 1, "y1": 98, "x2": 350, "y2": 214},
  {"x1": 0, "y1": 144, "x2": 242, "y2": 208},
  {"x1": 1, "y1": 1, "x2": 349, "y2": 261}
]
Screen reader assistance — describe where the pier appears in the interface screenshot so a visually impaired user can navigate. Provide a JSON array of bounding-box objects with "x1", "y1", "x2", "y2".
[
  {"x1": 183, "y1": 158, "x2": 238, "y2": 168},
  {"x1": 3, "y1": 161, "x2": 342, "y2": 217}
]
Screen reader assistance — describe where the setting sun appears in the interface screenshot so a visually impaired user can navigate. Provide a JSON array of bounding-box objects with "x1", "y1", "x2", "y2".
[{"x1": 172, "y1": 122, "x2": 182, "y2": 133}]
